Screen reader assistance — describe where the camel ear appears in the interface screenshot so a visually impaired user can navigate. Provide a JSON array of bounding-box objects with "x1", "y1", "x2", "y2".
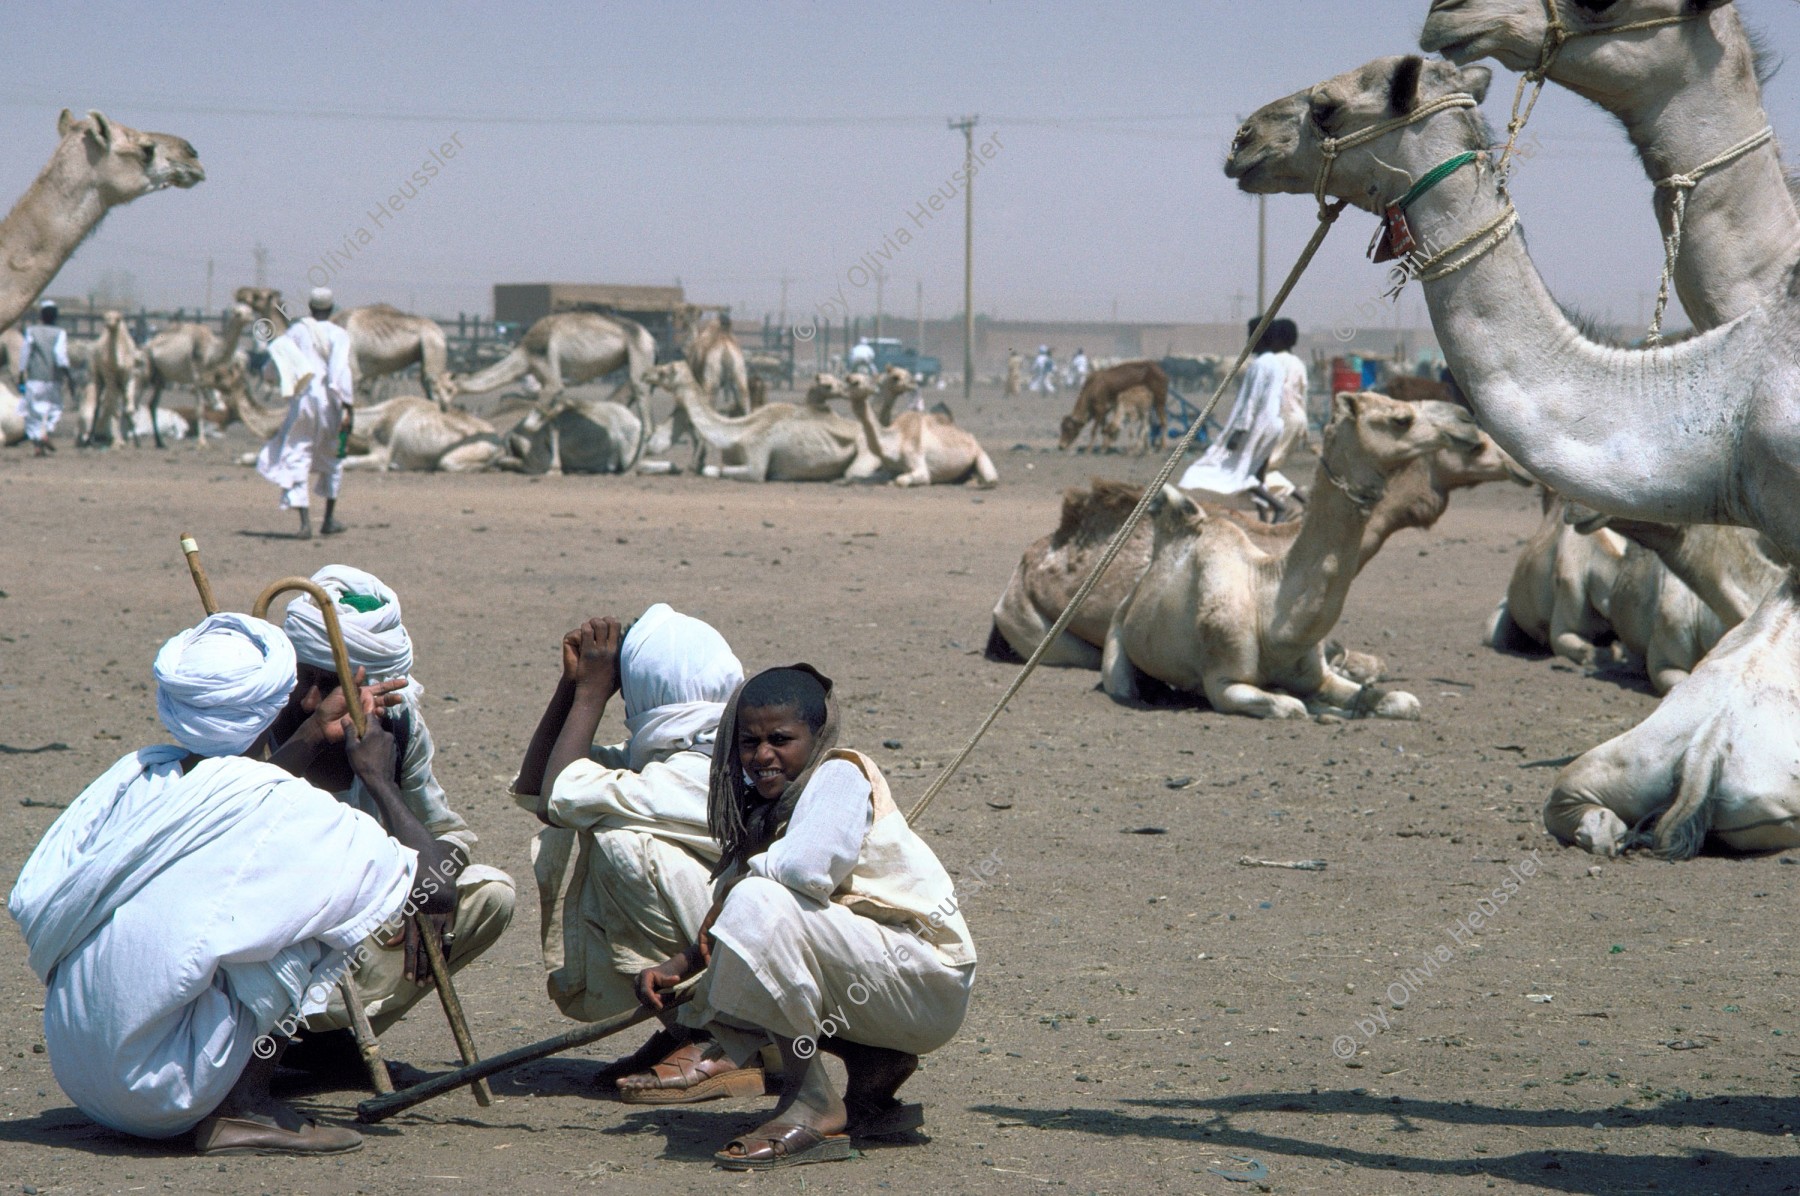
[
  {"x1": 1332, "y1": 391, "x2": 1361, "y2": 423},
  {"x1": 1152, "y1": 483, "x2": 1202, "y2": 522},
  {"x1": 57, "y1": 108, "x2": 77, "y2": 137},
  {"x1": 1389, "y1": 56, "x2": 1425, "y2": 115},
  {"x1": 84, "y1": 110, "x2": 115, "y2": 148},
  {"x1": 1457, "y1": 65, "x2": 1492, "y2": 103}
]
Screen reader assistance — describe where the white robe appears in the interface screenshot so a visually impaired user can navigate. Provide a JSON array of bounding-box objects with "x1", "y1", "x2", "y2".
[
  {"x1": 1179, "y1": 351, "x2": 1286, "y2": 497},
  {"x1": 8, "y1": 748, "x2": 415, "y2": 1138},
  {"x1": 1265, "y1": 350, "x2": 1311, "y2": 472},
  {"x1": 255, "y1": 320, "x2": 354, "y2": 507}
]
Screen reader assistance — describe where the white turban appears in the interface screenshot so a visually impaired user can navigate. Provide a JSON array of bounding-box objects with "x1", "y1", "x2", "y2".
[
  {"x1": 153, "y1": 613, "x2": 297, "y2": 756},
  {"x1": 620, "y1": 603, "x2": 743, "y2": 771},
  {"x1": 282, "y1": 565, "x2": 416, "y2": 694}
]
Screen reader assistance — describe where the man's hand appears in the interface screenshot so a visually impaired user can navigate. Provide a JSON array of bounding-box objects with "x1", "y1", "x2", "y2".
[
  {"x1": 562, "y1": 617, "x2": 622, "y2": 698},
  {"x1": 304, "y1": 668, "x2": 407, "y2": 744},
  {"x1": 344, "y1": 718, "x2": 399, "y2": 788},
  {"x1": 695, "y1": 896, "x2": 728, "y2": 968},
  {"x1": 402, "y1": 911, "x2": 455, "y2": 985},
  {"x1": 633, "y1": 948, "x2": 698, "y2": 1011}
]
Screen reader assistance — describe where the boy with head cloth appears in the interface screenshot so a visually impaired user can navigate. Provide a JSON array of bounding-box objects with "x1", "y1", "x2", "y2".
[
  {"x1": 270, "y1": 564, "x2": 515, "y2": 1057},
  {"x1": 514, "y1": 602, "x2": 764, "y2": 1102},
  {"x1": 8, "y1": 613, "x2": 455, "y2": 1155}
]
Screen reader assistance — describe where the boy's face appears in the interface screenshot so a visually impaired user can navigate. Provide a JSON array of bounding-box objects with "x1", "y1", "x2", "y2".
[{"x1": 737, "y1": 705, "x2": 816, "y2": 800}]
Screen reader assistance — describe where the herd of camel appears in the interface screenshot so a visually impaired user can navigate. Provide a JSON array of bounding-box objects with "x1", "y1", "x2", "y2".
[
  {"x1": 989, "y1": 0, "x2": 1800, "y2": 864},
  {"x1": 7, "y1": 0, "x2": 1800, "y2": 861}
]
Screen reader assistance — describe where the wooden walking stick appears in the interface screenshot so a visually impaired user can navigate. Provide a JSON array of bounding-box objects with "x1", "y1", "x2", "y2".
[
  {"x1": 178, "y1": 536, "x2": 395, "y2": 1097},
  {"x1": 252, "y1": 576, "x2": 492, "y2": 1107}
]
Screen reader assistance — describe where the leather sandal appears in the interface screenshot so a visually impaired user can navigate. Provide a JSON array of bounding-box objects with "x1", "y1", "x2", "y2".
[
  {"x1": 193, "y1": 1115, "x2": 363, "y2": 1156},
  {"x1": 617, "y1": 1040, "x2": 766, "y2": 1104},
  {"x1": 714, "y1": 1122, "x2": 853, "y2": 1170}
]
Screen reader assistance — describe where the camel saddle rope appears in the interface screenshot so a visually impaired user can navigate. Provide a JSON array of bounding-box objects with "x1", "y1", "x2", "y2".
[{"x1": 1646, "y1": 123, "x2": 1775, "y2": 344}]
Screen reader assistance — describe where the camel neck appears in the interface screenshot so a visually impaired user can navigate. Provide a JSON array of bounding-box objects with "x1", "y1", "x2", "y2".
[
  {"x1": 1401, "y1": 160, "x2": 1750, "y2": 529},
  {"x1": 0, "y1": 144, "x2": 108, "y2": 329},
  {"x1": 1268, "y1": 451, "x2": 1376, "y2": 646}
]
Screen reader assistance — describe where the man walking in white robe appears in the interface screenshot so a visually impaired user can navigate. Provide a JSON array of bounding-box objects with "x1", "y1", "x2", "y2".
[
  {"x1": 8, "y1": 612, "x2": 455, "y2": 1155},
  {"x1": 255, "y1": 287, "x2": 354, "y2": 538},
  {"x1": 17, "y1": 300, "x2": 70, "y2": 456}
]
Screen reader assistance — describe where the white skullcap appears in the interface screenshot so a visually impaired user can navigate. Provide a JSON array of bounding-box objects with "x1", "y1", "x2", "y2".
[
  {"x1": 309, "y1": 286, "x2": 333, "y2": 309},
  {"x1": 154, "y1": 613, "x2": 297, "y2": 756},
  {"x1": 619, "y1": 603, "x2": 743, "y2": 770},
  {"x1": 282, "y1": 565, "x2": 414, "y2": 686}
]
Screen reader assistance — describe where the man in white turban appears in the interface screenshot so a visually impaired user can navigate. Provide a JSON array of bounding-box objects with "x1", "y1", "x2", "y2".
[
  {"x1": 254, "y1": 286, "x2": 354, "y2": 539},
  {"x1": 8, "y1": 613, "x2": 457, "y2": 1156},
  {"x1": 268, "y1": 564, "x2": 515, "y2": 1069},
  {"x1": 514, "y1": 603, "x2": 760, "y2": 1103}
]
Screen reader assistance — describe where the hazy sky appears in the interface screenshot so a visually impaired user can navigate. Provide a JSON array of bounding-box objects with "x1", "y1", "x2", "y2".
[{"x1": 7, "y1": 1, "x2": 1798, "y2": 336}]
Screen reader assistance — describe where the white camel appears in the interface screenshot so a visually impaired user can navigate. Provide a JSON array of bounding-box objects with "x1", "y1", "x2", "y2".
[
  {"x1": 1099, "y1": 392, "x2": 1458, "y2": 720},
  {"x1": 136, "y1": 302, "x2": 253, "y2": 448},
  {"x1": 77, "y1": 311, "x2": 139, "y2": 447},
  {"x1": 991, "y1": 399, "x2": 1514, "y2": 670},
  {"x1": 457, "y1": 310, "x2": 656, "y2": 411},
  {"x1": 0, "y1": 110, "x2": 203, "y2": 331},
  {"x1": 333, "y1": 304, "x2": 458, "y2": 408},
  {"x1": 837, "y1": 372, "x2": 999, "y2": 488},
  {"x1": 640, "y1": 361, "x2": 861, "y2": 482},
  {"x1": 678, "y1": 309, "x2": 750, "y2": 413},
  {"x1": 1486, "y1": 491, "x2": 1629, "y2": 668},
  {"x1": 1226, "y1": 54, "x2": 1800, "y2": 566}
]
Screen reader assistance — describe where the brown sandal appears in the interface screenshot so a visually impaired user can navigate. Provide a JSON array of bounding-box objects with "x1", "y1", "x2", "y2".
[
  {"x1": 617, "y1": 1040, "x2": 766, "y2": 1104},
  {"x1": 714, "y1": 1122, "x2": 853, "y2": 1170}
]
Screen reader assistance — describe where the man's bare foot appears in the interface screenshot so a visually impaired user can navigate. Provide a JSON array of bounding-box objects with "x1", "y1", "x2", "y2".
[
  {"x1": 713, "y1": 1037, "x2": 848, "y2": 1169},
  {"x1": 320, "y1": 518, "x2": 347, "y2": 535}
]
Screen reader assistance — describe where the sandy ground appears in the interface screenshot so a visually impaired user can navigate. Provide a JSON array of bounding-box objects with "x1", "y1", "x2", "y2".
[{"x1": 2, "y1": 382, "x2": 1798, "y2": 1195}]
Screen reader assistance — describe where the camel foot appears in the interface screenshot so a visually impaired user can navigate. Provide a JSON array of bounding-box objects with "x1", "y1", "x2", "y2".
[{"x1": 1369, "y1": 691, "x2": 1421, "y2": 720}]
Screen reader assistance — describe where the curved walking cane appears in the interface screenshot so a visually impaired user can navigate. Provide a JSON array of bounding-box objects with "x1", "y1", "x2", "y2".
[
  {"x1": 178, "y1": 538, "x2": 394, "y2": 1096},
  {"x1": 252, "y1": 575, "x2": 491, "y2": 1107}
]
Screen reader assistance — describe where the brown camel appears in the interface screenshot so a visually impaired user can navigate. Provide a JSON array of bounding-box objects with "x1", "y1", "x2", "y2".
[{"x1": 1058, "y1": 361, "x2": 1168, "y2": 451}]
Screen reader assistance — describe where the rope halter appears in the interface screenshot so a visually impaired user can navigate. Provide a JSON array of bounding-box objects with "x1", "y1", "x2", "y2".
[
  {"x1": 1494, "y1": 0, "x2": 1705, "y2": 183},
  {"x1": 1645, "y1": 123, "x2": 1775, "y2": 343},
  {"x1": 1313, "y1": 91, "x2": 1480, "y2": 217}
]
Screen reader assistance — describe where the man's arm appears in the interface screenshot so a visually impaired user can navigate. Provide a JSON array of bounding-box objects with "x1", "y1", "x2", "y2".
[{"x1": 516, "y1": 619, "x2": 622, "y2": 823}]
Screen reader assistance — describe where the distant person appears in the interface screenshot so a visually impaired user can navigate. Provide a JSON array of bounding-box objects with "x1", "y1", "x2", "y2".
[
  {"x1": 255, "y1": 287, "x2": 354, "y2": 539},
  {"x1": 1262, "y1": 319, "x2": 1312, "y2": 472},
  {"x1": 1178, "y1": 315, "x2": 1290, "y2": 520},
  {"x1": 18, "y1": 300, "x2": 71, "y2": 457},
  {"x1": 848, "y1": 338, "x2": 876, "y2": 376},
  {"x1": 1068, "y1": 348, "x2": 1090, "y2": 390},
  {"x1": 1030, "y1": 345, "x2": 1056, "y2": 395},
  {"x1": 1003, "y1": 349, "x2": 1023, "y2": 397}
]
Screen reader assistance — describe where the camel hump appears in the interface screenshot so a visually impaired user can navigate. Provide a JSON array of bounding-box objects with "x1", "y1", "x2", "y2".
[{"x1": 1054, "y1": 476, "x2": 1144, "y2": 542}]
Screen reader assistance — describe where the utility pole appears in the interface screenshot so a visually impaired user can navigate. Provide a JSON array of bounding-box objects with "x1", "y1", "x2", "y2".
[
  {"x1": 778, "y1": 273, "x2": 791, "y2": 330},
  {"x1": 1255, "y1": 195, "x2": 1268, "y2": 316},
  {"x1": 252, "y1": 242, "x2": 268, "y2": 288},
  {"x1": 915, "y1": 279, "x2": 924, "y2": 354},
  {"x1": 204, "y1": 256, "x2": 214, "y2": 312},
  {"x1": 874, "y1": 266, "x2": 885, "y2": 341},
  {"x1": 949, "y1": 114, "x2": 978, "y2": 398}
]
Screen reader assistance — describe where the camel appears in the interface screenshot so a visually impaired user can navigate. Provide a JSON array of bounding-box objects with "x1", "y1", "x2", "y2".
[
  {"x1": 677, "y1": 309, "x2": 750, "y2": 413},
  {"x1": 1227, "y1": 54, "x2": 1800, "y2": 568},
  {"x1": 77, "y1": 311, "x2": 139, "y2": 447},
  {"x1": 1486, "y1": 491, "x2": 1629, "y2": 668},
  {"x1": 333, "y1": 304, "x2": 457, "y2": 408},
  {"x1": 0, "y1": 111, "x2": 202, "y2": 332},
  {"x1": 1058, "y1": 361, "x2": 1168, "y2": 451},
  {"x1": 136, "y1": 302, "x2": 254, "y2": 448},
  {"x1": 640, "y1": 361, "x2": 862, "y2": 482},
  {"x1": 456, "y1": 310, "x2": 655, "y2": 412},
  {"x1": 1544, "y1": 576, "x2": 1800, "y2": 858},
  {"x1": 990, "y1": 397, "x2": 1512, "y2": 673},
  {"x1": 1097, "y1": 392, "x2": 1461, "y2": 719},
  {"x1": 1102, "y1": 385, "x2": 1158, "y2": 455},
  {"x1": 338, "y1": 397, "x2": 509, "y2": 473},
  {"x1": 836, "y1": 372, "x2": 998, "y2": 488},
  {"x1": 1420, "y1": 0, "x2": 1799, "y2": 333},
  {"x1": 1565, "y1": 507, "x2": 1784, "y2": 628}
]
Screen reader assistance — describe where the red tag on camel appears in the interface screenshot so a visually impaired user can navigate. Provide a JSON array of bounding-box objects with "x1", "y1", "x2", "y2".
[{"x1": 1368, "y1": 205, "x2": 1416, "y2": 263}]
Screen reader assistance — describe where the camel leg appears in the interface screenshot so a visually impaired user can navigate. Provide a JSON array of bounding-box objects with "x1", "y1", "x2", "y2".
[
  {"x1": 1545, "y1": 726, "x2": 1685, "y2": 857},
  {"x1": 148, "y1": 380, "x2": 167, "y2": 450},
  {"x1": 967, "y1": 449, "x2": 999, "y2": 489},
  {"x1": 1098, "y1": 617, "x2": 1142, "y2": 701},
  {"x1": 1204, "y1": 677, "x2": 1309, "y2": 720}
]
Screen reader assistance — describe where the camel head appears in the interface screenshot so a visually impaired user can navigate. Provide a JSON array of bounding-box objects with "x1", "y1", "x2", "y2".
[
  {"x1": 235, "y1": 286, "x2": 284, "y2": 321},
  {"x1": 101, "y1": 310, "x2": 123, "y2": 331},
  {"x1": 641, "y1": 359, "x2": 696, "y2": 395},
  {"x1": 1057, "y1": 414, "x2": 1086, "y2": 451},
  {"x1": 878, "y1": 366, "x2": 917, "y2": 400},
  {"x1": 807, "y1": 373, "x2": 850, "y2": 410},
  {"x1": 1148, "y1": 483, "x2": 1208, "y2": 541},
  {"x1": 1226, "y1": 56, "x2": 1491, "y2": 214},
  {"x1": 1322, "y1": 390, "x2": 1458, "y2": 500},
  {"x1": 57, "y1": 109, "x2": 204, "y2": 204},
  {"x1": 1420, "y1": 0, "x2": 1738, "y2": 105},
  {"x1": 1412, "y1": 398, "x2": 1521, "y2": 489}
]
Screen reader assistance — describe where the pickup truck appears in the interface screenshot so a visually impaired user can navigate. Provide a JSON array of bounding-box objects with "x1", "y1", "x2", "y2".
[{"x1": 868, "y1": 337, "x2": 940, "y2": 385}]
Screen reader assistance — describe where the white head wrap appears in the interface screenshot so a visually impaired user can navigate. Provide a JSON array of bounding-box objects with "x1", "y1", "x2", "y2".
[
  {"x1": 153, "y1": 613, "x2": 297, "y2": 756},
  {"x1": 620, "y1": 603, "x2": 743, "y2": 771},
  {"x1": 282, "y1": 565, "x2": 416, "y2": 696}
]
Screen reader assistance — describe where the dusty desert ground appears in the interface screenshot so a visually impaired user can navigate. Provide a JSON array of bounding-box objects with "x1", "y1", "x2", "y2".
[{"x1": 2, "y1": 381, "x2": 1798, "y2": 1195}]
